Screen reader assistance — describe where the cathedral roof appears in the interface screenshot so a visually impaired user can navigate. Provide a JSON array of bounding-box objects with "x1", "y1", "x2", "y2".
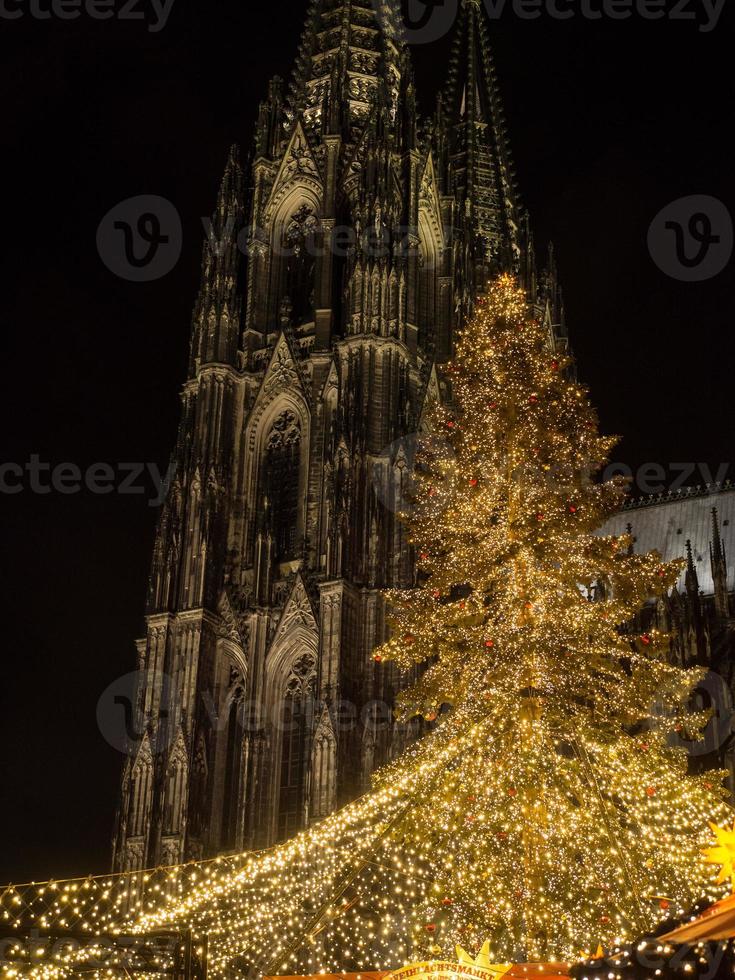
[{"x1": 599, "y1": 484, "x2": 734, "y2": 597}]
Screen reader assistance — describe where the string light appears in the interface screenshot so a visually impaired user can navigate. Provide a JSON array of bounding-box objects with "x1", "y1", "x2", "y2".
[{"x1": 1, "y1": 275, "x2": 731, "y2": 979}]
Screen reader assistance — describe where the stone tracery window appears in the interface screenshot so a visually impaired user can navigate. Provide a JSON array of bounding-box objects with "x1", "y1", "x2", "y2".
[
  {"x1": 281, "y1": 204, "x2": 317, "y2": 325},
  {"x1": 418, "y1": 235, "x2": 436, "y2": 351},
  {"x1": 277, "y1": 652, "x2": 316, "y2": 842},
  {"x1": 128, "y1": 744, "x2": 153, "y2": 839},
  {"x1": 221, "y1": 680, "x2": 245, "y2": 851},
  {"x1": 263, "y1": 411, "x2": 302, "y2": 562}
]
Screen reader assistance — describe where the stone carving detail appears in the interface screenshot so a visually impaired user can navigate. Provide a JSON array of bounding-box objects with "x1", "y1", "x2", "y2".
[
  {"x1": 350, "y1": 51, "x2": 378, "y2": 75},
  {"x1": 352, "y1": 27, "x2": 377, "y2": 49},
  {"x1": 349, "y1": 77, "x2": 375, "y2": 103},
  {"x1": 267, "y1": 411, "x2": 301, "y2": 451},
  {"x1": 284, "y1": 206, "x2": 318, "y2": 254},
  {"x1": 284, "y1": 652, "x2": 317, "y2": 700},
  {"x1": 160, "y1": 836, "x2": 183, "y2": 867},
  {"x1": 279, "y1": 577, "x2": 317, "y2": 634},
  {"x1": 282, "y1": 131, "x2": 320, "y2": 183},
  {"x1": 124, "y1": 839, "x2": 145, "y2": 872},
  {"x1": 229, "y1": 666, "x2": 246, "y2": 694},
  {"x1": 263, "y1": 341, "x2": 299, "y2": 394}
]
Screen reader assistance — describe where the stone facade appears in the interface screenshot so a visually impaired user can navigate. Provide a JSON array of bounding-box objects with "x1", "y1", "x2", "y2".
[{"x1": 112, "y1": 0, "x2": 570, "y2": 872}]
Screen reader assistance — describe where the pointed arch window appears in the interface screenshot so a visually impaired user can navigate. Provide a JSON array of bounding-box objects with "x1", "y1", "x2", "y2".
[
  {"x1": 128, "y1": 745, "x2": 153, "y2": 839},
  {"x1": 189, "y1": 735, "x2": 209, "y2": 840},
  {"x1": 418, "y1": 231, "x2": 438, "y2": 351},
  {"x1": 277, "y1": 653, "x2": 316, "y2": 842},
  {"x1": 280, "y1": 205, "x2": 318, "y2": 326},
  {"x1": 163, "y1": 741, "x2": 188, "y2": 836},
  {"x1": 263, "y1": 411, "x2": 302, "y2": 562},
  {"x1": 221, "y1": 686, "x2": 245, "y2": 850}
]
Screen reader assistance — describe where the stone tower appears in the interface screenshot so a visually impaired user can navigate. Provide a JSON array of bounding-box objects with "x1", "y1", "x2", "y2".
[{"x1": 112, "y1": 0, "x2": 564, "y2": 872}]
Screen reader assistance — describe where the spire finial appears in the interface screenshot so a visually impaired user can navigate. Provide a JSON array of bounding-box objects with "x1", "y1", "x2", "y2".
[
  {"x1": 685, "y1": 539, "x2": 700, "y2": 599},
  {"x1": 711, "y1": 507, "x2": 726, "y2": 564},
  {"x1": 710, "y1": 507, "x2": 730, "y2": 618}
]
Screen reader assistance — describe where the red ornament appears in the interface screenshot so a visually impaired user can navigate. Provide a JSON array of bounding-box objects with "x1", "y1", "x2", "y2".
[
  {"x1": 489, "y1": 402, "x2": 498, "y2": 409},
  {"x1": 600, "y1": 915, "x2": 610, "y2": 925},
  {"x1": 646, "y1": 786, "x2": 656, "y2": 797},
  {"x1": 432, "y1": 590, "x2": 441, "y2": 599},
  {"x1": 373, "y1": 654, "x2": 382, "y2": 663},
  {"x1": 469, "y1": 478, "x2": 478, "y2": 487},
  {"x1": 641, "y1": 634, "x2": 652, "y2": 646},
  {"x1": 466, "y1": 795, "x2": 476, "y2": 803},
  {"x1": 529, "y1": 395, "x2": 539, "y2": 405},
  {"x1": 442, "y1": 897, "x2": 453, "y2": 907},
  {"x1": 536, "y1": 513, "x2": 545, "y2": 522},
  {"x1": 446, "y1": 421, "x2": 455, "y2": 429},
  {"x1": 484, "y1": 639, "x2": 495, "y2": 648},
  {"x1": 466, "y1": 815, "x2": 476, "y2": 824},
  {"x1": 496, "y1": 831, "x2": 508, "y2": 840},
  {"x1": 425, "y1": 923, "x2": 436, "y2": 934},
  {"x1": 425, "y1": 711, "x2": 438, "y2": 722},
  {"x1": 550, "y1": 359, "x2": 560, "y2": 371},
  {"x1": 403, "y1": 633, "x2": 415, "y2": 645},
  {"x1": 420, "y1": 552, "x2": 429, "y2": 561},
  {"x1": 568, "y1": 504, "x2": 578, "y2": 514},
  {"x1": 659, "y1": 899, "x2": 670, "y2": 911},
  {"x1": 508, "y1": 787, "x2": 517, "y2": 798},
  {"x1": 638, "y1": 742, "x2": 650, "y2": 752},
  {"x1": 704, "y1": 781, "x2": 713, "y2": 790},
  {"x1": 658, "y1": 568, "x2": 666, "y2": 578}
]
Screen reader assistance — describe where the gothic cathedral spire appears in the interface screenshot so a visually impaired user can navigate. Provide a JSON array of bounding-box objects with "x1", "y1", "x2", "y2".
[
  {"x1": 443, "y1": 0, "x2": 521, "y2": 274},
  {"x1": 113, "y1": 0, "x2": 565, "y2": 874}
]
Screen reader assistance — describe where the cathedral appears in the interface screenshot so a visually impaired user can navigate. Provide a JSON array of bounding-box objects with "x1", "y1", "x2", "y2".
[{"x1": 112, "y1": 0, "x2": 733, "y2": 872}]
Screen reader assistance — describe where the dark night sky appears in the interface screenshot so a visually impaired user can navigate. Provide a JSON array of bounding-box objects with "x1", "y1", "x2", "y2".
[{"x1": 0, "y1": 0, "x2": 733, "y2": 884}]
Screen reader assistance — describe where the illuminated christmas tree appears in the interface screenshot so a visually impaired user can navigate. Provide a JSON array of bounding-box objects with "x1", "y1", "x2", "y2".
[
  {"x1": 130, "y1": 275, "x2": 733, "y2": 969},
  {"x1": 367, "y1": 274, "x2": 733, "y2": 960},
  {"x1": 3, "y1": 275, "x2": 732, "y2": 978}
]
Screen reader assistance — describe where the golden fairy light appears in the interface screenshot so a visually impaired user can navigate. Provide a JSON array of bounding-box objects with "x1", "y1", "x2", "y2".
[{"x1": 1, "y1": 275, "x2": 731, "y2": 979}]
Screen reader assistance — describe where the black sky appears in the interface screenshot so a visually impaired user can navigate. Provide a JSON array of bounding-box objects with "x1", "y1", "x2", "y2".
[{"x1": 0, "y1": 0, "x2": 733, "y2": 884}]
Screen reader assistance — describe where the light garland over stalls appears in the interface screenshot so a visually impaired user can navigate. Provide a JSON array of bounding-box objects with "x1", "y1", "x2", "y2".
[
  {"x1": 2, "y1": 709, "x2": 730, "y2": 980},
  {"x1": 1, "y1": 274, "x2": 733, "y2": 978}
]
